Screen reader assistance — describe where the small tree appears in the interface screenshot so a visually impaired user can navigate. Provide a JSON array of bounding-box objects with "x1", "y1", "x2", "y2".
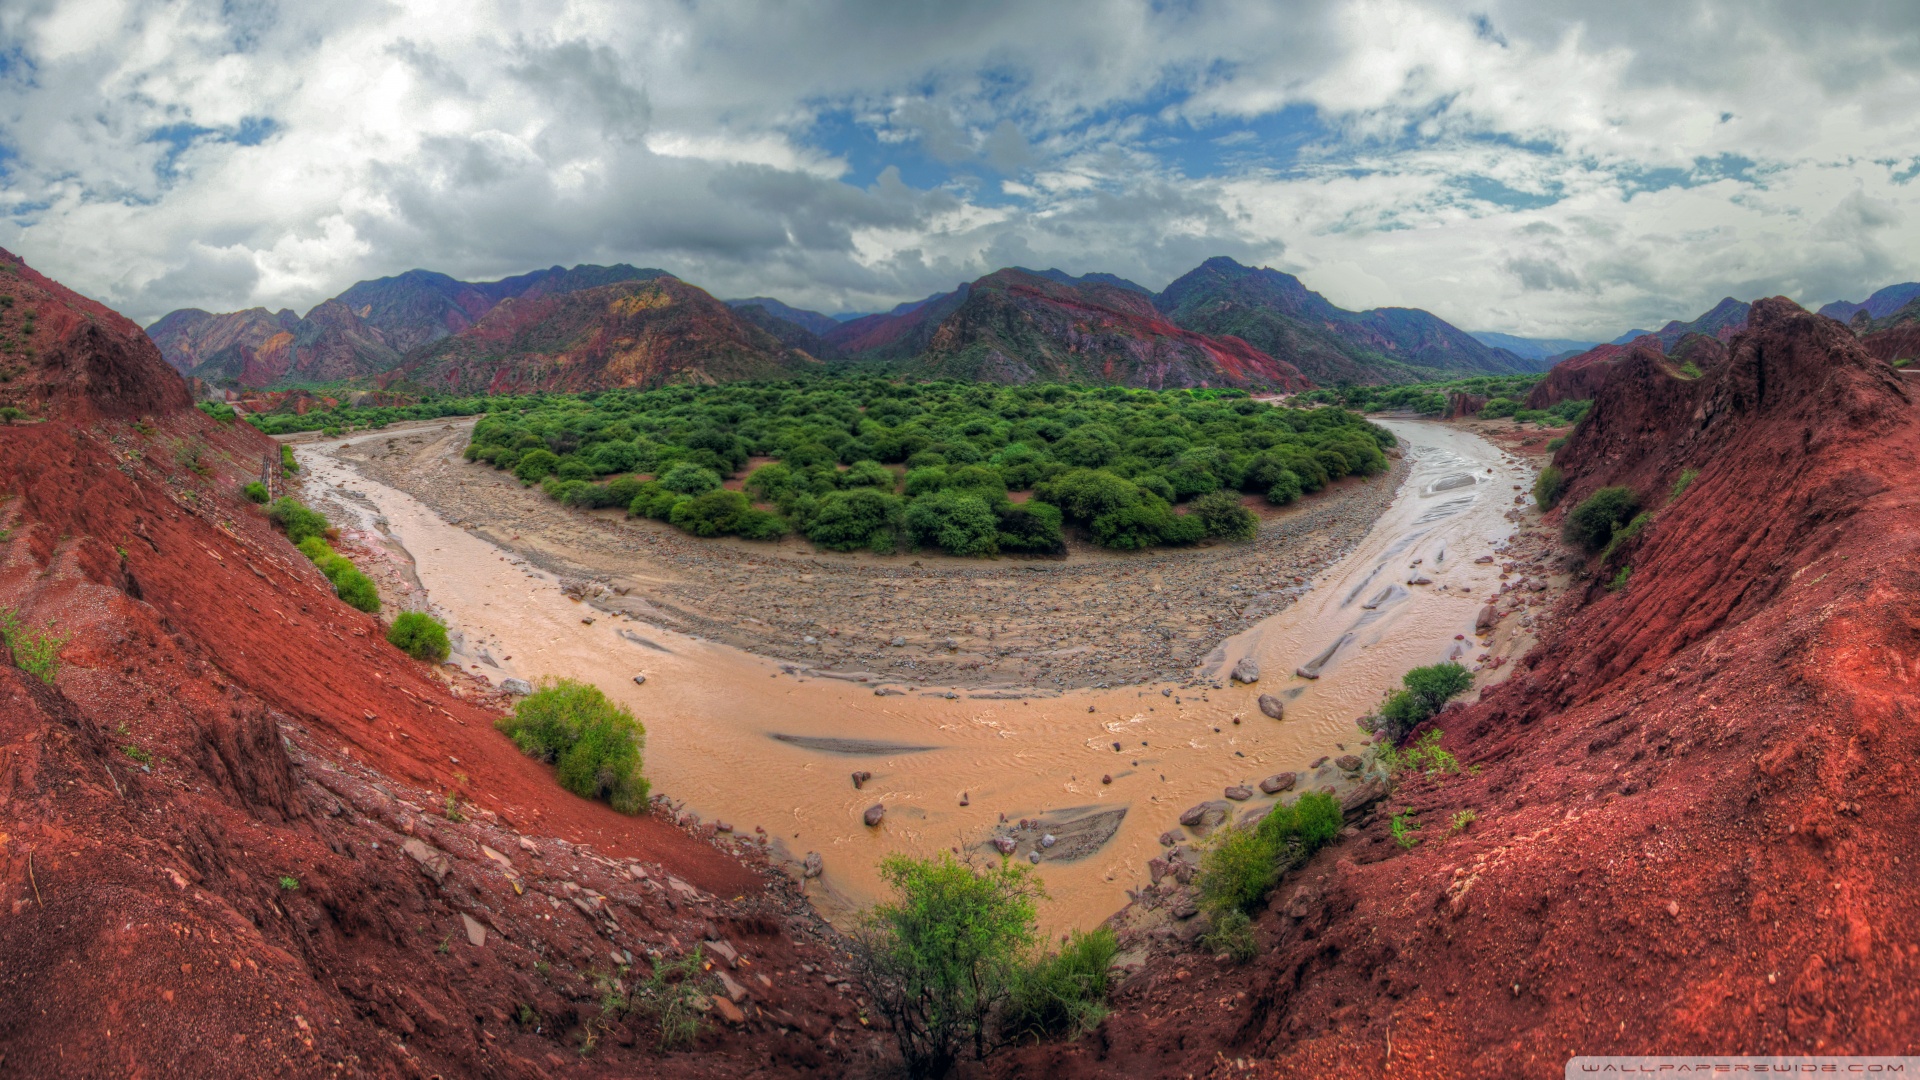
[
  {"x1": 854, "y1": 854, "x2": 1041, "y2": 1077},
  {"x1": 496, "y1": 679, "x2": 648, "y2": 813},
  {"x1": 905, "y1": 489, "x2": 999, "y2": 556},
  {"x1": 0, "y1": 406, "x2": 24, "y2": 425},
  {"x1": 1564, "y1": 486, "x2": 1641, "y2": 551},
  {"x1": 1188, "y1": 490, "x2": 1258, "y2": 542}
]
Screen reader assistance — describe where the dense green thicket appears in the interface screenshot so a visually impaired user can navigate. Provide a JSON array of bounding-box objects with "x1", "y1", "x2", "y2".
[
  {"x1": 456, "y1": 378, "x2": 1391, "y2": 555},
  {"x1": 852, "y1": 853, "x2": 1116, "y2": 1076},
  {"x1": 1564, "y1": 486, "x2": 1642, "y2": 551},
  {"x1": 1297, "y1": 374, "x2": 1541, "y2": 415},
  {"x1": 496, "y1": 679, "x2": 649, "y2": 813},
  {"x1": 248, "y1": 393, "x2": 508, "y2": 436}
]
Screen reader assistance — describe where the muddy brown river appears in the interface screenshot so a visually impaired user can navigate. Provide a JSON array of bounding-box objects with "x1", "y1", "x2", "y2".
[{"x1": 295, "y1": 418, "x2": 1533, "y2": 930}]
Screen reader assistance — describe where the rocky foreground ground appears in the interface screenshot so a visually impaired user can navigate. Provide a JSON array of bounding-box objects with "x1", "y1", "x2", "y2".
[{"x1": 326, "y1": 421, "x2": 1409, "y2": 691}]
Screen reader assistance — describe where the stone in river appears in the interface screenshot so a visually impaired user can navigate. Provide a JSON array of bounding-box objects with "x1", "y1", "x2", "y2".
[
  {"x1": 1230, "y1": 656, "x2": 1260, "y2": 683},
  {"x1": 1258, "y1": 694, "x2": 1285, "y2": 721},
  {"x1": 632, "y1": 674, "x2": 647, "y2": 685},
  {"x1": 863, "y1": 804, "x2": 885, "y2": 827},
  {"x1": 851, "y1": 770, "x2": 872, "y2": 790},
  {"x1": 991, "y1": 836, "x2": 1017, "y2": 855},
  {"x1": 1336, "y1": 755, "x2": 1364, "y2": 773},
  {"x1": 1258, "y1": 773, "x2": 1297, "y2": 795},
  {"x1": 1224, "y1": 785, "x2": 1254, "y2": 801},
  {"x1": 1476, "y1": 605, "x2": 1500, "y2": 632},
  {"x1": 801, "y1": 852, "x2": 823, "y2": 878},
  {"x1": 1178, "y1": 801, "x2": 1231, "y2": 829}
]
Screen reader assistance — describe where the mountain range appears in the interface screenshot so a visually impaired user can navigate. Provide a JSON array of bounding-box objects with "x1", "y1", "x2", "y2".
[
  {"x1": 1609, "y1": 296, "x2": 1752, "y2": 348},
  {"x1": 151, "y1": 257, "x2": 1572, "y2": 395}
]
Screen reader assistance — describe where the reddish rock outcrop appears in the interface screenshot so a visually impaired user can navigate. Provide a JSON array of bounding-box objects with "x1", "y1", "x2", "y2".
[
  {"x1": 996, "y1": 297, "x2": 1920, "y2": 1076},
  {"x1": 0, "y1": 253, "x2": 879, "y2": 1077}
]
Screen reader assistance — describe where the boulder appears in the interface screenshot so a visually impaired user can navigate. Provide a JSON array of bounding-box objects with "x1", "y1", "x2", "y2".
[
  {"x1": 1230, "y1": 656, "x2": 1260, "y2": 683},
  {"x1": 801, "y1": 852, "x2": 824, "y2": 879},
  {"x1": 1336, "y1": 755, "x2": 1364, "y2": 773},
  {"x1": 991, "y1": 836, "x2": 1017, "y2": 855},
  {"x1": 1177, "y1": 800, "x2": 1231, "y2": 830},
  {"x1": 851, "y1": 771, "x2": 872, "y2": 790},
  {"x1": 632, "y1": 674, "x2": 647, "y2": 686},
  {"x1": 1224, "y1": 785, "x2": 1254, "y2": 801},
  {"x1": 863, "y1": 804, "x2": 885, "y2": 827},
  {"x1": 1257, "y1": 694, "x2": 1285, "y2": 720},
  {"x1": 1258, "y1": 773, "x2": 1297, "y2": 795},
  {"x1": 500, "y1": 678, "x2": 534, "y2": 696},
  {"x1": 1476, "y1": 605, "x2": 1500, "y2": 632}
]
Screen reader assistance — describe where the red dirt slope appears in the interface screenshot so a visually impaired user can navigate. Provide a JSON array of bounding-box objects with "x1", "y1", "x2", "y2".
[
  {"x1": 996, "y1": 297, "x2": 1920, "y2": 1077},
  {"x1": 0, "y1": 250, "x2": 882, "y2": 1077}
]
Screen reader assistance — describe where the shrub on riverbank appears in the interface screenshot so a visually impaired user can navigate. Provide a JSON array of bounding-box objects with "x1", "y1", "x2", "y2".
[
  {"x1": 852, "y1": 853, "x2": 1115, "y2": 1075},
  {"x1": 496, "y1": 679, "x2": 648, "y2": 813},
  {"x1": 387, "y1": 611, "x2": 450, "y2": 662},
  {"x1": 1375, "y1": 661, "x2": 1475, "y2": 743},
  {"x1": 268, "y1": 496, "x2": 330, "y2": 544},
  {"x1": 1565, "y1": 486, "x2": 1641, "y2": 551},
  {"x1": 1195, "y1": 789, "x2": 1345, "y2": 954}
]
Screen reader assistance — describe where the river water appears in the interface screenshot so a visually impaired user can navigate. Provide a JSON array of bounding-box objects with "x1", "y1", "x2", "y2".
[{"x1": 297, "y1": 417, "x2": 1531, "y2": 930}]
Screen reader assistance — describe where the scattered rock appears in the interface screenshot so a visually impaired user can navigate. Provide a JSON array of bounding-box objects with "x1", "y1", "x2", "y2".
[
  {"x1": 1230, "y1": 656, "x2": 1260, "y2": 683},
  {"x1": 460, "y1": 913, "x2": 488, "y2": 948},
  {"x1": 801, "y1": 852, "x2": 823, "y2": 879},
  {"x1": 863, "y1": 804, "x2": 885, "y2": 827},
  {"x1": 851, "y1": 771, "x2": 872, "y2": 790},
  {"x1": 1476, "y1": 605, "x2": 1500, "y2": 632},
  {"x1": 1101, "y1": 774, "x2": 1112, "y2": 785},
  {"x1": 1039, "y1": 834, "x2": 1057, "y2": 849},
  {"x1": 1159, "y1": 830, "x2": 1181, "y2": 847},
  {"x1": 1178, "y1": 801, "x2": 1231, "y2": 830},
  {"x1": 631, "y1": 673, "x2": 647, "y2": 685},
  {"x1": 1336, "y1": 755, "x2": 1364, "y2": 773},
  {"x1": 716, "y1": 968, "x2": 749, "y2": 1004},
  {"x1": 1258, "y1": 773, "x2": 1297, "y2": 795},
  {"x1": 992, "y1": 836, "x2": 1018, "y2": 855},
  {"x1": 1257, "y1": 694, "x2": 1285, "y2": 720},
  {"x1": 890, "y1": 636, "x2": 907, "y2": 647},
  {"x1": 500, "y1": 678, "x2": 534, "y2": 696},
  {"x1": 710, "y1": 995, "x2": 746, "y2": 1025},
  {"x1": 1224, "y1": 785, "x2": 1254, "y2": 801},
  {"x1": 705, "y1": 938, "x2": 740, "y2": 967},
  {"x1": 1171, "y1": 898, "x2": 1199, "y2": 920},
  {"x1": 401, "y1": 839, "x2": 451, "y2": 884}
]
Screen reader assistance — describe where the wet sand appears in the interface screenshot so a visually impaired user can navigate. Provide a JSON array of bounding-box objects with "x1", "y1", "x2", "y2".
[{"x1": 294, "y1": 417, "x2": 1539, "y2": 931}]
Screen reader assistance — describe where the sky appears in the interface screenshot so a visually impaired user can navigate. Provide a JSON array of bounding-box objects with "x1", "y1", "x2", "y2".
[{"x1": 3, "y1": 1, "x2": 1919, "y2": 340}]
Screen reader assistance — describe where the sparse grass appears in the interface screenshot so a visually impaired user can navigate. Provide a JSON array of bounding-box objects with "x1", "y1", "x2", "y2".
[
  {"x1": 1678, "y1": 360, "x2": 1704, "y2": 379},
  {"x1": 1669, "y1": 468, "x2": 1700, "y2": 502},
  {"x1": 1400, "y1": 729, "x2": 1459, "y2": 775},
  {"x1": 1391, "y1": 809, "x2": 1423, "y2": 849},
  {"x1": 0, "y1": 608, "x2": 69, "y2": 684},
  {"x1": 1448, "y1": 810, "x2": 1478, "y2": 836},
  {"x1": 279, "y1": 875, "x2": 299, "y2": 890},
  {"x1": 497, "y1": 679, "x2": 649, "y2": 813},
  {"x1": 121, "y1": 744, "x2": 152, "y2": 765},
  {"x1": 1004, "y1": 927, "x2": 1118, "y2": 1040},
  {"x1": 635, "y1": 948, "x2": 715, "y2": 1051},
  {"x1": 1895, "y1": 357, "x2": 1914, "y2": 369},
  {"x1": 437, "y1": 935, "x2": 452, "y2": 955},
  {"x1": 1608, "y1": 565, "x2": 1633, "y2": 592},
  {"x1": 443, "y1": 793, "x2": 467, "y2": 823},
  {"x1": 1598, "y1": 511, "x2": 1649, "y2": 563}
]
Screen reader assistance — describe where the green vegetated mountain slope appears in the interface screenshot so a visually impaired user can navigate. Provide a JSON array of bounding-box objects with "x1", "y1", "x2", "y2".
[
  {"x1": 397, "y1": 276, "x2": 819, "y2": 393},
  {"x1": 1154, "y1": 257, "x2": 1535, "y2": 384},
  {"x1": 900, "y1": 268, "x2": 1310, "y2": 390}
]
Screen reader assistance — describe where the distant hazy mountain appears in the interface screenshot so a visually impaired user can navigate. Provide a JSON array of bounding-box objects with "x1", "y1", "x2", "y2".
[
  {"x1": 1155, "y1": 257, "x2": 1533, "y2": 384},
  {"x1": 1817, "y1": 283, "x2": 1920, "y2": 324},
  {"x1": 398, "y1": 277, "x2": 819, "y2": 393},
  {"x1": 722, "y1": 297, "x2": 839, "y2": 336},
  {"x1": 1609, "y1": 297, "x2": 1749, "y2": 349},
  {"x1": 1469, "y1": 331, "x2": 1599, "y2": 363}
]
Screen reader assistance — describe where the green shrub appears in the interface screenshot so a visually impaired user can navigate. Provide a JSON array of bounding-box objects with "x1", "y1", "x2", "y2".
[
  {"x1": 1253, "y1": 790, "x2": 1343, "y2": 854},
  {"x1": 658, "y1": 461, "x2": 722, "y2": 496},
  {"x1": 0, "y1": 609, "x2": 69, "y2": 684},
  {"x1": 669, "y1": 488, "x2": 754, "y2": 537},
  {"x1": 496, "y1": 679, "x2": 649, "y2": 813},
  {"x1": 243, "y1": 481, "x2": 269, "y2": 504},
  {"x1": 1564, "y1": 486, "x2": 1641, "y2": 551},
  {"x1": 905, "y1": 489, "x2": 1000, "y2": 556},
  {"x1": 1376, "y1": 662, "x2": 1474, "y2": 743},
  {"x1": 1478, "y1": 396, "x2": 1520, "y2": 419},
  {"x1": 513, "y1": 448, "x2": 559, "y2": 483},
  {"x1": 805, "y1": 489, "x2": 903, "y2": 551},
  {"x1": 1608, "y1": 565, "x2": 1633, "y2": 592},
  {"x1": 280, "y1": 444, "x2": 299, "y2": 473},
  {"x1": 1003, "y1": 928, "x2": 1117, "y2": 1041},
  {"x1": 634, "y1": 947, "x2": 718, "y2": 1050},
  {"x1": 1670, "y1": 467, "x2": 1700, "y2": 502},
  {"x1": 1599, "y1": 511, "x2": 1650, "y2": 563},
  {"x1": 1202, "y1": 908, "x2": 1259, "y2": 963},
  {"x1": 1391, "y1": 809, "x2": 1423, "y2": 849},
  {"x1": 387, "y1": 611, "x2": 451, "y2": 662},
  {"x1": 994, "y1": 502, "x2": 1065, "y2": 555},
  {"x1": 852, "y1": 853, "x2": 1044, "y2": 1075},
  {"x1": 268, "y1": 497, "x2": 330, "y2": 544},
  {"x1": 1533, "y1": 465, "x2": 1566, "y2": 510},
  {"x1": 1196, "y1": 822, "x2": 1280, "y2": 915},
  {"x1": 1545, "y1": 436, "x2": 1567, "y2": 452},
  {"x1": 1188, "y1": 490, "x2": 1258, "y2": 541}
]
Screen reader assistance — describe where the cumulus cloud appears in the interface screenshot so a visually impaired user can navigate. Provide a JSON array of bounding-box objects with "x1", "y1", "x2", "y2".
[{"x1": 0, "y1": 0, "x2": 1918, "y2": 338}]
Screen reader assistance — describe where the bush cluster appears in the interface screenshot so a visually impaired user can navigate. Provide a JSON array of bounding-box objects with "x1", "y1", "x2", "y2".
[
  {"x1": 1564, "y1": 486, "x2": 1641, "y2": 551},
  {"x1": 387, "y1": 611, "x2": 451, "y2": 662},
  {"x1": 268, "y1": 496, "x2": 331, "y2": 545},
  {"x1": 496, "y1": 679, "x2": 649, "y2": 813},
  {"x1": 247, "y1": 394, "x2": 503, "y2": 437},
  {"x1": 852, "y1": 853, "x2": 1117, "y2": 1077},
  {"x1": 456, "y1": 378, "x2": 1391, "y2": 555},
  {"x1": 1374, "y1": 661, "x2": 1475, "y2": 744},
  {"x1": 1533, "y1": 465, "x2": 1566, "y2": 511},
  {"x1": 1194, "y1": 790, "x2": 1344, "y2": 948},
  {"x1": 297, "y1": 535, "x2": 381, "y2": 613},
  {"x1": 1298, "y1": 373, "x2": 1541, "y2": 415},
  {"x1": 243, "y1": 481, "x2": 269, "y2": 504}
]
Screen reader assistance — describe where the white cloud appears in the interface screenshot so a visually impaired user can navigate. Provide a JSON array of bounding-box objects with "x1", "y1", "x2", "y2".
[{"x1": 0, "y1": 0, "x2": 1917, "y2": 339}]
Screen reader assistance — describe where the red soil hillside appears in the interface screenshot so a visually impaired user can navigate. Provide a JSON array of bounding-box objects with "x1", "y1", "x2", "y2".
[
  {"x1": 397, "y1": 276, "x2": 819, "y2": 394},
  {"x1": 1527, "y1": 332, "x2": 1728, "y2": 409},
  {"x1": 996, "y1": 297, "x2": 1920, "y2": 1077},
  {"x1": 912, "y1": 268, "x2": 1310, "y2": 390},
  {"x1": 0, "y1": 252, "x2": 879, "y2": 1077}
]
